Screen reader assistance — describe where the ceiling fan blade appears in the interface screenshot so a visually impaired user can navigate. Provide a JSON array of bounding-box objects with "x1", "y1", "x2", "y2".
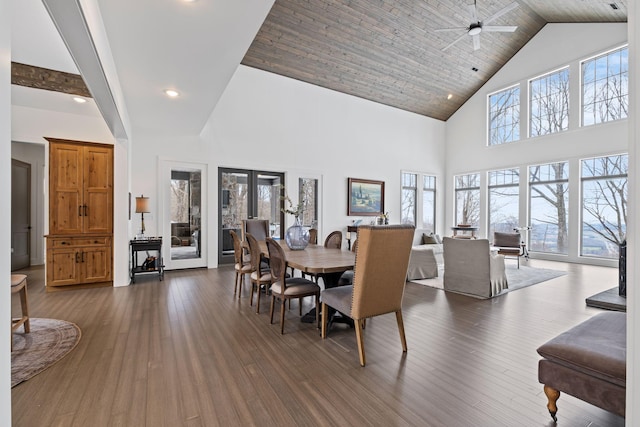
[
  {"x1": 483, "y1": 1, "x2": 519, "y2": 25},
  {"x1": 472, "y1": 34, "x2": 481, "y2": 51},
  {"x1": 468, "y1": 3, "x2": 479, "y2": 22},
  {"x1": 442, "y1": 32, "x2": 469, "y2": 52},
  {"x1": 482, "y1": 25, "x2": 518, "y2": 32},
  {"x1": 434, "y1": 27, "x2": 468, "y2": 32}
]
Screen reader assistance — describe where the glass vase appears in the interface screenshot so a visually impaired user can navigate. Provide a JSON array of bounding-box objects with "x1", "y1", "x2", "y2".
[{"x1": 285, "y1": 216, "x2": 310, "y2": 250}]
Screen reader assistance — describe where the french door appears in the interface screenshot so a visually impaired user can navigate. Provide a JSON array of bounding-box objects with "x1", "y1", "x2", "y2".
[
  {"x1": 161, "y1": 160, "x2": 207, "y2": 270},
  {"x1": 218, "y1": 168, "x2": 284, "y2": 264}
]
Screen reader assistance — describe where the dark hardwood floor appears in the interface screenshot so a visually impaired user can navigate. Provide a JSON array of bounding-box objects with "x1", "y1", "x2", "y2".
[{"x1": 11, "y1": 260, "x2": 625, "y2": 426}]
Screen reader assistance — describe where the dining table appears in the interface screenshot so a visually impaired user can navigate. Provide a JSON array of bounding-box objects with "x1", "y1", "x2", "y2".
[{"x1": 258, "y1": 240, "x2": 356, "y2": 324}]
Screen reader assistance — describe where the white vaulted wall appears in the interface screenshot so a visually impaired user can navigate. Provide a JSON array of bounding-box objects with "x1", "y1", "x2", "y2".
[{"x1": 445, "y1": 23, "x2": 628, "y2": 265}]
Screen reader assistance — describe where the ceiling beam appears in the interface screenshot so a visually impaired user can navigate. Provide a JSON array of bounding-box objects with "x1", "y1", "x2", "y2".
[{"x1": 11, "y1": 62, "x2": 91, "y2": 98}]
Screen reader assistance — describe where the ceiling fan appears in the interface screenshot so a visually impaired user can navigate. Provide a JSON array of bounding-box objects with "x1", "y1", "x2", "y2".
[{"x1": 436, "y1": 1, "x2": 519, "y2": 52}]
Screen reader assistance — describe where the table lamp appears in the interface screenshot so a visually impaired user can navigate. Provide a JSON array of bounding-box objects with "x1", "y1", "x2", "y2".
[{"x1": 135, "y1": 195, "x2": 150, "y2": 237}]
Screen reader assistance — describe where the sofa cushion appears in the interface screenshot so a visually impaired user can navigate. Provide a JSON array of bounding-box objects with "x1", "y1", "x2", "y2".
[{"x1": 422, "y1": 233, "x2": 439, "y2": 244}]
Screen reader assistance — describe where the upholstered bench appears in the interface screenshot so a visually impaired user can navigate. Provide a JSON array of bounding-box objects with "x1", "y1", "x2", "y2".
[{"x1": 537, "y1": 312, "x2": 626, "y2": 421}]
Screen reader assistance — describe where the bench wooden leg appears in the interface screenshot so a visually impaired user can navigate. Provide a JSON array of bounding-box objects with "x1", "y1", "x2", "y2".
[{"x1": 543, "y1": 385, "x2": 560, "y2": 422}]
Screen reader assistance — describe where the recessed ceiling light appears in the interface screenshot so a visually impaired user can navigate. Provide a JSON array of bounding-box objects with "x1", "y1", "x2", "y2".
[
  {"x1": 165, "y1": 89, "x2": 179, "y2": 98},
  {"x1": 73, "y1": 97, "x2": 87, "y2": 103},
  {"x1": 447, "y1": 94, "x2": 453, "y2": 100}
]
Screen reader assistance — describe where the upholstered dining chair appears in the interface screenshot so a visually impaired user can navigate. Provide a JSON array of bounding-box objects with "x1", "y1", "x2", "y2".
[
  {"x1": 242, "y1": 219, "x2": 269, "y2": 241},
  {"x1": 11, "y1": 274, "x2": 30, "y2": 351},
  {"x1": 337, "y1": 238, "x2": 358, "y2": 286},
  {"x1": 321, "y1": 224, "x2": 414, "y2": 366},
  {"x1": 230, "y1": 230, "x2": 252, "y2": 298},
  {"x1": 266, "y1": 238, "x2": 321, "y2": 334},
  {"x1": 246, "y1": 233, "x2": 273, "y2": 313}
]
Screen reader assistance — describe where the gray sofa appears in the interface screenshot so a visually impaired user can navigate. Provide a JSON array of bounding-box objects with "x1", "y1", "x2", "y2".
[{"x1": 406, "y1": 229, "x2": 442, "y2": 280}]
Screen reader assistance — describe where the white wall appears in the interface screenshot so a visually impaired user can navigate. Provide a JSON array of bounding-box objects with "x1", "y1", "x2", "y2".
[
  {"x1": 129, "y1": 65, "x2": 446, "y2": 268},
  {"x1": 1, "y1": 0, "x2": 11, "y2": 421},
  {"x1": 11, "y1": 141, "x2": 45, "y2": 265},
  {"x1": 445, "y1": 23, "x2": 628, "y2": 265}
]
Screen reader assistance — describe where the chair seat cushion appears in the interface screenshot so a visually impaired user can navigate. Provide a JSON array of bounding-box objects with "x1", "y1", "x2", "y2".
[
  {"x1": 321, "y1": 285, "x2": 353, "y2": 317},
  {"x1": 235, "y1": 263, "x2": 252, "y2": 273},
  {"x1": 251, "y1": 271, "x2": 272, "y2": 282},
  {"x1": 11, "y1": 274, "x2": 27, "y2": 288},
  {"x1": 537, "y1": 312, "x2": 626, "y2": 387},
  {"x1": 270, "y1": 277, "x2": 319, "y2": 296}
]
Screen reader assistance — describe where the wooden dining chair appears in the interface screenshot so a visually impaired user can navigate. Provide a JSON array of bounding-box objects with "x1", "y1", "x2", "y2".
[
  {"x1": 321, "y1": 225, "x2": 414, "y2": 366},
  {"x1": 324, "y1": 230, "x2": 342, "y2": 249},
  {"x1": 242, "y1": 219, "x2": 269, "y2": 241},
  {"x1": 308, "y1": 228, "x2": 318, "y2": 245},
  {"x1": 266, "y1": 238, "x2": 321, "y2": 334},
  {"x1": 230, "y1": 230, "x2": 252, "y2": 298},
  {"x1": 246, "y1": 233, "x2": 273, "y2": 313},
  {"x1": 11, "y1": 274, "x2": 30, "y2": 351}
]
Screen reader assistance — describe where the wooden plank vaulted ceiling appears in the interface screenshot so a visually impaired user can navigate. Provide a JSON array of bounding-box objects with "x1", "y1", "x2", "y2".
[{"x1": 242, "y1": 0, "x2": 628, "y2": 121}]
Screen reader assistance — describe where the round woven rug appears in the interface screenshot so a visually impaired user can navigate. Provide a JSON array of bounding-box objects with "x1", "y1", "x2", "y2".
[{"x1": 11, "y1": 318, "x2": 81, "y2": 388}]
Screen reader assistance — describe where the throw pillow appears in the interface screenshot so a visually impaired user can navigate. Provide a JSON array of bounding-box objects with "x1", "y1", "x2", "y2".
[{"x1": 422, "y1": 233, "x2": 439, "y2": 245}]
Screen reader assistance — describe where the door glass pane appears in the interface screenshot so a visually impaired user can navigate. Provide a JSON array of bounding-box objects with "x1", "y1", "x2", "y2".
[
  {"x1": 170, "y1": 169, "x2": 202, "y2": 260},
  {"x1": 257, "y1": 174, "x2": 281, "y2": 237},
  {"x1": 221, "y1": 172, "x2": 249, "y2": 256}
]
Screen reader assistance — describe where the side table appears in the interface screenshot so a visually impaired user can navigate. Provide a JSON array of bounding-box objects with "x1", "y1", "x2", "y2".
[{"x1": 130, "y1": 238, "x2": 164, "y2": 283}]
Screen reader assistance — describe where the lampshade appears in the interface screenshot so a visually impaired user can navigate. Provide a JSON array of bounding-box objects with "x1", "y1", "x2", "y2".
[{"x1": 135, "y1": 195, "x2": 150, "y2": 213}]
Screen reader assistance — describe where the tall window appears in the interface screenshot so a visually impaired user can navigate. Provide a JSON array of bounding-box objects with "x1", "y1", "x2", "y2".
[
  {"x1": 529, "y1": 162, "x2": 569, "y2": 254},
  {"x1": 488, "y1": 85, "x2": 520, "y2": 145},
  {"x1": 581, "y1": 154, "x2": 628, "y2": 258},
  {"x1": 423, "y1": 175, "x2": 436, "y2": 231},
  {"x1": 488, "y1": 169, "x2": 519, "y2": 238},
  {"x1": 299, "y1": 178, "x2": 318, "y2": 228},
  {"x1": 401, "y1": 172, "x2": 417, "y2": 225},
  {"x1": 455, "y1": 173, "x2": 480, "y2": 226},
  {"x1": 582, "y1": 46, "x2": 628, "y2": 126},
  {"x1": 530, "y1": 67, "x2": 569, "y2": 137}
]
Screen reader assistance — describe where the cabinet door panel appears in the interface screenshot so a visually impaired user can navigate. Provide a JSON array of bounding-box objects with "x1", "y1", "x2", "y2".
[
  {"x1": 83, "y1": 246, "x2": 112, "y2": 283},
  {"x1": 84, "y1": 146, "x2": 113, "y2": 233},
  {"x1": 50, "y1": 143, "x2": 83, "y2": 234},
  {"x1": 47, "y1": 248, "x2": 80, "y2": 286}
]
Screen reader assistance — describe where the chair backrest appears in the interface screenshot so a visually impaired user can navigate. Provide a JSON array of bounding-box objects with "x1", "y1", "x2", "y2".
[
  {"x1": 350, "y1": 225, "x2": 414, "y2": 319},
  {"x1": 308, "y1": 228, "x2": 318, "y2": 245},
  {"x1": 493, "y1": 232, "x2": 521, "y2": 248},
  {"x1": 229, "y1": 230, "x2": 244, "y2": 265},
  {"x1": 442, "y1": 237, "x2": 491, "y2": 298},
  {"x1": 245, "y1": 233, "x2": 263, "y2": 272},
  {"x1": 351, "y1": 239, "x2": 358, "y2": 253},
  {"x1": 266, "y1": 238, "x2": 288, "y2": 291},
  {"x1": 324, "y1": 230, "x2": 342, "y2": 249},
  {"x1": 242, "y1": 219, "x2": 269, "y2": 241}
]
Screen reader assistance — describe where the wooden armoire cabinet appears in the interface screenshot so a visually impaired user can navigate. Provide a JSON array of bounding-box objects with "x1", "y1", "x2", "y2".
[{"x1": 46, "y1": 138, "x2": 114, "y2": 290}]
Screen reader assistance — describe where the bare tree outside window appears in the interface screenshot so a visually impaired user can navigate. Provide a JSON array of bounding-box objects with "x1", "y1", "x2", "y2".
[
  {"x1": 401, "y1": 172, "x2": 417, "y2": 225},
  {"x1": 529, "y1": 162, "x2": 569, "y2": 254},
  {"x1": 488, "y1": 85, "x2": 520, "y2": 145},
  {"x1": 581, "y1": 154, "x2": 628, "y2": 258},
  {"x1": 455, "y1": 173, "x2": 480, "y2": 226},
  {"x1": 422, "y1": 175, "x2": 436, "y2": 231},
  {"x1": 582, "y1": 46, "x2": 628, "y2": 126},
  {"x1": 530, "y1": 68, "x2": 569, "y2": 137},
  {"x1": 488, "y1": 169, "x2": 519, "y2": 238},
  {"x1": 299, "y1": 178, "x2": 318, "y2": 227}
]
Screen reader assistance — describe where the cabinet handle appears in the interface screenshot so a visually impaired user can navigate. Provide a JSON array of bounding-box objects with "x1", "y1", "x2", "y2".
[
  {"x1": 75, "y1": 252, "x2": 80, "y2": 263},
  {"x1": 78, "y1": 206, "x2": 83, "y2": 216},
  {"x1": 81, "y1": 251, "x2": 85, "y2": 263},
  {"x1": 84, "y1": 205, "x2": 88, "y2": 216}
]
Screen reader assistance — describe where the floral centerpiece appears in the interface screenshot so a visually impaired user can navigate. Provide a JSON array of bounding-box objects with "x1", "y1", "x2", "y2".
[{"x1": 281, "y1": 186, "x2": 310, "y2": 250}]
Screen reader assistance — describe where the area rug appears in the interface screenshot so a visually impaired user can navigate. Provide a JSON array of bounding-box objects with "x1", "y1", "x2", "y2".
[
  {"x1": 586, "y1": 287, "x2": 627, "y2": 312},
  {"x1": 410, "y1": 264, "x2": 567, "y2": 296},
  {"x1": 11, "y1": 318, "x2": 81, "y2": 388}
]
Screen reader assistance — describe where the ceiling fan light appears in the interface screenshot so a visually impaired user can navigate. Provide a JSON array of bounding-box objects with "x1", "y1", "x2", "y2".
[{"x1": 468, "y1": 26, "x2": 482, "y2": 36}]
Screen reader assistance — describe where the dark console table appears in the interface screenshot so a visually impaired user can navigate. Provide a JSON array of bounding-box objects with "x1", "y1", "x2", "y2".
[{"x1": 130, "y1": 238, "x2": 164, "y2": 283}]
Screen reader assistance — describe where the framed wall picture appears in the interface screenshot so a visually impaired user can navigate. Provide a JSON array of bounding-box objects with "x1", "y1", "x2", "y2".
[{"x1": 347, "y1": 178, "x2": 385, "y2": 216}]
